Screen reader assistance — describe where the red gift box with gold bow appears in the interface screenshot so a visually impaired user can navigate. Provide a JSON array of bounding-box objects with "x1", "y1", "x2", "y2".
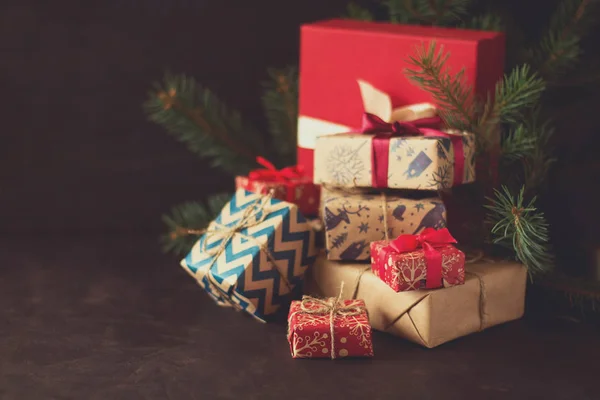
[
  {"x1": 287, "y1": 289, "x2": 374, "y2": 359},
  {"x1": 235, "y1": 157, "x2": 320, "y2": 217},
  {"x1": 370, "y1": 228, "x2": 465, "y2": 292}
]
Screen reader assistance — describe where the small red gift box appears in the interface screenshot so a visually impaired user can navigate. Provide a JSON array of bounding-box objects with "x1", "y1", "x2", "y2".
[
  {"x1": 235, "y1": 157, "x2": 320, "y2": 217},
  {"x1": 370, "y1": 228, "x2": 465, "y2": 292},
  {"x1": 287, "y1": 294, "x2": 374, "y2": 359}
]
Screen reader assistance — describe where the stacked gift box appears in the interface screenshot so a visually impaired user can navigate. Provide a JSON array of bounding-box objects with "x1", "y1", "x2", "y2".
[{"x1": 177, "y1": 18, "x2": 527, "y2": 359}]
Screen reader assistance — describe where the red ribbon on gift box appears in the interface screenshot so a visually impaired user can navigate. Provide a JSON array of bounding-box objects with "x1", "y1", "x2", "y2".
[
  {"x1": 382, "y1": 227, "x2": 458, "y2": 289},
  {"x1": 360, "y1": 113, "x2": 465, "y2": 189},
  {"x1": 248, "y1": 157, "x2": 306, "y2": 203}
]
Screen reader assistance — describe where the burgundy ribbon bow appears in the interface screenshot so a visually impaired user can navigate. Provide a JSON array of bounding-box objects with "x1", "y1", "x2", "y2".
[
  {"x1": 248, "y1": 157, "x2": 305, "y2": 202},
  {"x1": 360, "y1": 112, "x2": 465, "y2": 189},
  {"x1": 382, "y1": 228, "x2": 457, "y2": 289}
]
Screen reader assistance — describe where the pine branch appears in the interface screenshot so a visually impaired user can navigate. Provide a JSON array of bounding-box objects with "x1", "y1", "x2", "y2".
[
  {"x1": 385, "y1": 0, "x2": 472, "y2": 25},
  {"x1": 485, "y1": 186, "x2": 554, "y2": 277},
  {"x1": 521, "y1": 110, "x2": 556, "y2": 193},
  {"x1": 405, "y1": 41, "x2": 477, "y2": 132},
  {"x1": 343, "y1": 2, "x2": 375, "y2": 20},
  {"x1": 501, "y1": 124, "x2": 536, "y2": 163},
  {"x1": 144, "y1": 73, "x2": 264, "y2": 176},
  {"x1": 476, "y1": 65, "x2": 546, "y2": 151},
  {"x1": 528, "y1": 0, "x2": 597, "y2": 82},
  {"x1": 458, "y1": 13, "x2": 504, "y2": 32},
  {"x1": 261, "y1": 66, "x2": 298, "y2": 167},
  {"x1": 493, "y1": 65, "x2": 546, "y2": 125},
  {"x1": 161, "y1": 194, "x2": 231, "y2": 256}
]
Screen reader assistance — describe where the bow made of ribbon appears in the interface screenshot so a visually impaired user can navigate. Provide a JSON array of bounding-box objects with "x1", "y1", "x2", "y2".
[
  {"x1": 195, "y1": 191, "x2": 293, "y2": 312},
  {"x1": 361, "y1": 112, "x2": 466, "y2": 189},
  {"x1": 248, "y1": 157, "x2": 306, "y2": 203},
  {"x1": 382, "y1": 228, "x2": 457, "y2": 289},
  {"x1": 297, "y1": 282, "x2": 364, "y2": 359},
  {"x1": 249, "y1": 157, "x2": 305, "y2": 182}
]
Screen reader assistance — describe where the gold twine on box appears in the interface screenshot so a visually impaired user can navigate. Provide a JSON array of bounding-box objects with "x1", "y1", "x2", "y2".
[
  {"x1": 192, "y1": 191, "x2": 293, "y2": 310},
  {"x1": 296, "y1": 282, "x2": 365, "y2": 359}
]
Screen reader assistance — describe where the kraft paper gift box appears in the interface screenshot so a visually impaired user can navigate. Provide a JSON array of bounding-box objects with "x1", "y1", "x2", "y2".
[
  {"x1": 297, "y1": 18, "x2": 505, "y2": 179},
  {"x1": 322, "y1": 186, "x2": 447, "y2": 261},
  {"x1": 306, "y1": 253, "x2": 526, "y2": 348},
  {"x1": 180, "y1": 189, "x2": 317, "y2": 322},
  {"x1": 313, "y1": 117, "x2": 476, "y2": 190}
]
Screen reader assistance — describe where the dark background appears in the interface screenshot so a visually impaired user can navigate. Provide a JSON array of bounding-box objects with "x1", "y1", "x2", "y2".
[{"x1": 1, "y1": 0, "x2": 599, "y2": 276}]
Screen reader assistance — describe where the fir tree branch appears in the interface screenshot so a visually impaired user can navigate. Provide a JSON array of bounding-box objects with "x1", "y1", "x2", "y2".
[
  {"x1": 485, "y1": 186, "x2": 554, "y2": 277},
  {"x1": 161, "y1": 194, "x2": 231, "y2": 256},
  {"x1": 385, "y1": 0, "x2": 472, "y2": 25},
  {"x1": 458, "y1": 13, "x2": 504, "y2": 31},
  {"x1": 476, "y1": 65, "x2": 545, "y2": 150},
  {"x1": 492, "y1": 64, "x2": 546, "y2": 126},
  {"x1": 405, "y1": 41, "x2": 477, "y2": 132},
  {"x1": 529, "y1": 0, "x2": 597, "y2": 82},
  {"x1": 343, "y1": 2, "x2": 375, "y2": 20},
  {"x1": 501, "y1": 124, "x2": 536, "y2": 163},
  {"x1": 144, "y1": 73, "x2": 263, "y2": 176},
  {"x1": 261, "y1": 66, "x2": 298, "y2": 167}
]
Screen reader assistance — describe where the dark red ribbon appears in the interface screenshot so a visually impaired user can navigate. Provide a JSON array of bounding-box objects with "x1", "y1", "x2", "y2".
[
  {"x1": 382, "y1": 228, "x2": 457, "y2": 289},
  {"x1": 248, "y1": 157, "x2": 305, "y2": 202},
  {"x1": 360, "y1": 113, "x2": 465, "y2": 189}
]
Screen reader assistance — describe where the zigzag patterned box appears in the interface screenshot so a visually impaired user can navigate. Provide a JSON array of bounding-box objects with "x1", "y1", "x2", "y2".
[{"x1": 181, "y1": 189, "x2": 317, "y2": 322}]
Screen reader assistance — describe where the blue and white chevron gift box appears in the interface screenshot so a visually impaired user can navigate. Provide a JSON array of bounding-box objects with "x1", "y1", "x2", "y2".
[{"x1": 181, "y1": 189, "x2": 317, "y2": 322}]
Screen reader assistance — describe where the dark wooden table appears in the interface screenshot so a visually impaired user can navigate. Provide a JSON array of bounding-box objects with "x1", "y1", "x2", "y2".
[{"x1": 1, "y1": 235, "x2": 598, "y2": 400}]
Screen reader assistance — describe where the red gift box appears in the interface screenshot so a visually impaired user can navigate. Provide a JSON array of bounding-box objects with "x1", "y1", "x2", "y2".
[
  {"x1": 370, "y1": 228, "x2": 465, "y2": 292},
  {"x1": 297, "y1": 19, "x2": 505, "y2": 179},
  {"x1": 235, "y1": 157, "x2": 320, "y2": 217},
  {"x1": 287, "y1": 296, "x2": 374, "y2": 359}
]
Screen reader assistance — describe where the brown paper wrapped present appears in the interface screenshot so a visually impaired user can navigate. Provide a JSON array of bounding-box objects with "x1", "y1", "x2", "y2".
[
  {"x1": 322, "y1": 187, "x2": 446, "y2": 261},
  {"x1": 306, "y1": 253, "x2": 526, "y2": 348},
  {"x1": 313, "y1": 130, "x2": 476, "y2": 190}
]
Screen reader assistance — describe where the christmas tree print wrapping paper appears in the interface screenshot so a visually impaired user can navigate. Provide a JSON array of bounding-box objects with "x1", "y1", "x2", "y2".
[
  {"x1": 305, "y1": 253, "x2": 527, "y2": 348},
  {"x1": 287, "y1": 298, "x2": 374, "y2": 359},
  {"x1": 322, "y1": 187, "x2": 447, "y2": 261},
  {"x1": 180, "y1": 189, "x2": 317, "y2": 322},
  {"x1": 314, "y1": 130, "x2": 476, "y2": 190}
]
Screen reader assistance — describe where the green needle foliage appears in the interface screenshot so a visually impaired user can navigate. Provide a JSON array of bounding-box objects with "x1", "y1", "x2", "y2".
[
  {"x1": 385, "y1": 0, "x2": 472, "y2": 25},
  {"x1": 261, "y1": 66, "x2": 299, "y2": 167},
  {"x1": 485, "y1": 186, "x2": 553, "y2": 276},
  {"x1": 161, "y1": 194, "x2": 231, "y2": 257},
  {"x1": 527, "y1": 0, "x2": 598, "y2": 82},
  {"x1": 144, "y1": 73, "x2": 265, "y2": 176},
  {"x1": 491, "y1": 65, "x2": 546, "y2": 126},
  {"x1": 459, "y1": 13, "x2": 504, "y2": 31},
  {"x1": 342, "y1": 2, "x2": 374, "y2": 21},
  {"x1": 147, "y1": 67, "x2": 300, "y2": 255},
  {"x1": 405, "y1": 42, "x2": 477, "y2": 133}
]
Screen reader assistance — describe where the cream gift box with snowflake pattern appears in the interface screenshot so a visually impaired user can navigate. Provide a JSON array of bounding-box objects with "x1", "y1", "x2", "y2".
[
  {"x1": 321, "y1": 187, "x2": 447, "y2": 261},
  {"x1": 313, "y1": 131, "x2": 476, "y2": 190}
]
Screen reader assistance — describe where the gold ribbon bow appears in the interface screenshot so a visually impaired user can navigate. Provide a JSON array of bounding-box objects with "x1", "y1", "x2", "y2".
[
  {"x1": 297, "y1": 282, "x2": 364, "y2": 359},
  {"x1": 195, "y1": 191, "x2": 293, "y2": 311}
]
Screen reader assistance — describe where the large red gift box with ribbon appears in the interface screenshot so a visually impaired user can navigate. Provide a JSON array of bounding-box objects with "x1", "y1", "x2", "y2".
[
  {"x1": 297, "y1": 19, "x2": 505, "y2": 180},
  {"x1": 287, "y1": 296, "x2": 374, "y2": 359},
  {"x1": 370, "y1": 228, "x2": 465, "y2": 292},
  {"x1": 235, "y1": 157, "x2": 320, "y2": 217}
]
